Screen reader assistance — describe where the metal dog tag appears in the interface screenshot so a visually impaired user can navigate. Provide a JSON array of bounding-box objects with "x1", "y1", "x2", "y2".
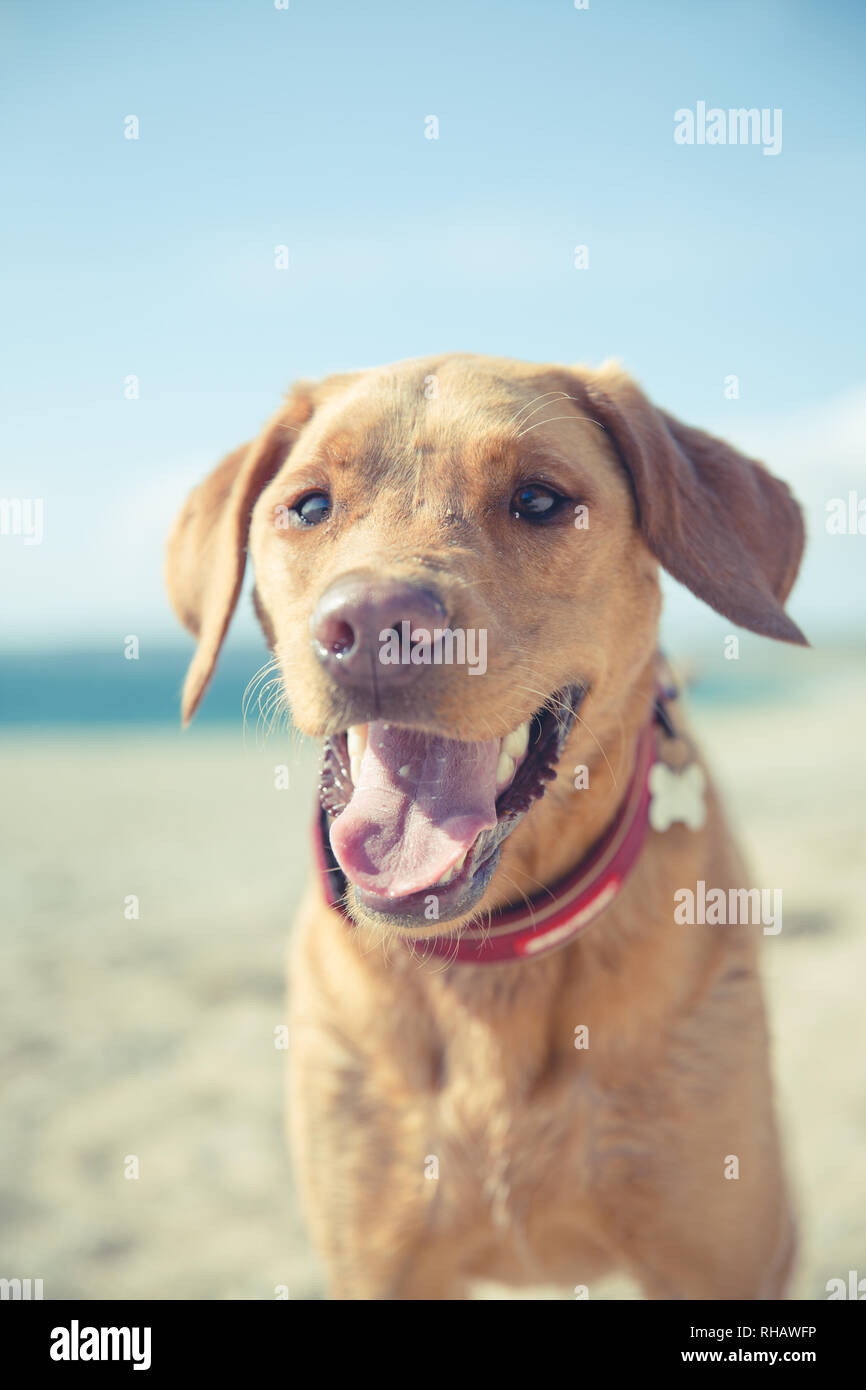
[{"x1": 648, "y1": 761, "x2": 707, "y2": 832}]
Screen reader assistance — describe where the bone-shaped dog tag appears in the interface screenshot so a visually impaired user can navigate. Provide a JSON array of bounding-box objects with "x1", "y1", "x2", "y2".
[{"x1": 648, "y1": 761, "x2": 707, "y2": 832}]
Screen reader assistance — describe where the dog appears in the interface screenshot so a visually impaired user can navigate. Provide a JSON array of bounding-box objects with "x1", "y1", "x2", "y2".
[{"x1": 166, "y1": 354, "x2": 805, "y2": 1299}]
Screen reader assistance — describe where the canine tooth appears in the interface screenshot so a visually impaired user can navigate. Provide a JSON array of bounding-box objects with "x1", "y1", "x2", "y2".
[
  {"x1": 346, "y1": 724, "x2": 367, "y2": 759},
  {"x1": 503, "y1": 721, "x2": 530, "y2": 760},
  {"x1": 434, "y1": 850, "x2": 467, "y2": 887},
  {"x1": 346, "y1": 725, "x2": 368, "y2": 787},
  {"x1": 496, "y1": 751, "x2": 515, "y2": 789},
  {"x1": 398, "y1": 764, "x2": 411, "y2": 777}
]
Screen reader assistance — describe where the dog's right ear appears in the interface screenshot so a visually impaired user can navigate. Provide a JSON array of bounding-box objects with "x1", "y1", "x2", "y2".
[
  {"x1": 165, "y1": 385, "x2": 316, "y2": 725},
  {"x1": 570, "y1": 364, "x2": 808, "y2": 646}
]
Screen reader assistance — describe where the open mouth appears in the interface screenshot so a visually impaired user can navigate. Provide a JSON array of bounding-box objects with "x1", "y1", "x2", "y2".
[{"x1": 318, "y1": 684, "x2": 586, "y2": 926}]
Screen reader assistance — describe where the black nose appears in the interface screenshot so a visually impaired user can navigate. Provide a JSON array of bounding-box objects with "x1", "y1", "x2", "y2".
[{"x1": 310, "y1": 570, "x2": 448, "y2": 688}]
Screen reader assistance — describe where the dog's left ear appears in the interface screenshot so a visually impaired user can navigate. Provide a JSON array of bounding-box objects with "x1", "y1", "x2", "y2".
[
  {"x1": 575, "y1": 364, "x2": 808, "y2": 645},
  {"x1": 165, "y1": 386, "x2": 316, "y2": 725}
]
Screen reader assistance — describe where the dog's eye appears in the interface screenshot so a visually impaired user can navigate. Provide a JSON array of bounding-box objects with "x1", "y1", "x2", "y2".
[
  {"x1": 292, "y1": 491, "x2": 331, "y2": 526},
  {"x1": 510, "y1": 483, "x2": 565, "y2": 521}
]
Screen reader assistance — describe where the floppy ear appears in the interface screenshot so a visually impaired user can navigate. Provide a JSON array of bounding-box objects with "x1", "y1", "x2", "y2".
[
  {"x1": 576, "y1": 365, "x2": 807, "y2": 645},
  {"x1": 165, "y1": 385, "x2": 316, "y2": 725}
]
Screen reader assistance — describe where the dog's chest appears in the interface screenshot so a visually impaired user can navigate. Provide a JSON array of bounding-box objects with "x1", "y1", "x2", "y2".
[{"x1": 422, "y1": 1007, "x2": 613, "y2": 1231}]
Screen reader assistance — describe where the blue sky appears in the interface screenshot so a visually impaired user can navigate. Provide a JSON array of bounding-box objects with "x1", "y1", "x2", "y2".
[{"x1": 2, "y1": 0, "x2": 864, "y2": 653}]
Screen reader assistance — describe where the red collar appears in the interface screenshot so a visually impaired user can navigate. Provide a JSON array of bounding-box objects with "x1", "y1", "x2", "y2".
[{"x1": 313, "y1": 713, "x2": 658, "y2": 965}]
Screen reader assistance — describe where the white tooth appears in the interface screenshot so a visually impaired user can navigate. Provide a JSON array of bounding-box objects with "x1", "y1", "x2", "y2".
[
  {"x1": 347, "y1": 724, "x2": 368, "y2": 759},
  {"x1": 435, "y1": 850, "x2": 467, "y2": 887},
  {"x1": 347, "y1": 725, "x2": 368, "y2": 785},
  {"x1": 398, "y1": 764, "x2": 411, "y2": 777},
  {"x1": 503, "y1": 721, "x2": 530, "y2": 760},
  {"x1": 496, "y1": 751, "x2": 515, "y2": 789}
]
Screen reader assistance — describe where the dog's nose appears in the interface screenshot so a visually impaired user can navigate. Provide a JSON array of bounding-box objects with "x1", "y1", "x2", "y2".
[{"x1": 310, "y1": 571, "x2": 449, "y2": 687}]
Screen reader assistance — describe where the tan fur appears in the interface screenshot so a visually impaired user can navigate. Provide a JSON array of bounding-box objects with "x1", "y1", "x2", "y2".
[{"x1": 166, "y1": 354, "x2": 804, "y2": 1299}]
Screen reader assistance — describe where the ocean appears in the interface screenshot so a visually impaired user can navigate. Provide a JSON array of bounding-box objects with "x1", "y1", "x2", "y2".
[{"x1": 0, "y1": 642, "x2": 838, "y2": 727}]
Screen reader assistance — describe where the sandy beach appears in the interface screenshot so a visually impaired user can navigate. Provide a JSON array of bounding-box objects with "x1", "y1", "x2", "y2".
[{"x1": 1, "y1": 659, "x2": 864, "y2": 1300}]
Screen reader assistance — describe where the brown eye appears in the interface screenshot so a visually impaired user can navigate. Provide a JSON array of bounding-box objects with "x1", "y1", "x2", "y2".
[
  {"x1": 292, "y1": 490, "x2": 331, "y2": 526},
  {"x1": 510, "y1": 483, "x2": 565, "y2": 521}
]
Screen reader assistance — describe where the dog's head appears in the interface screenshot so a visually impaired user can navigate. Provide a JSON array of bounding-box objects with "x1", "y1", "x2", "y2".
[{"x1": 166, "y1": 355, "x2": 805, "y2": 934}]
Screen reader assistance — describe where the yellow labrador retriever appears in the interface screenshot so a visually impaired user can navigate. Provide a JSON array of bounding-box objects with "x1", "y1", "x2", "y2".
[{"x1": 166, "y1": 355, "x2": 805, "y2": 1299}]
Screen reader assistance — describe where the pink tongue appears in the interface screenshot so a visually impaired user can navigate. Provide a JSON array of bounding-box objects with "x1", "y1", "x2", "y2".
[{"x1": 329, "y1": 723, "x2": 500, "y2": 898}]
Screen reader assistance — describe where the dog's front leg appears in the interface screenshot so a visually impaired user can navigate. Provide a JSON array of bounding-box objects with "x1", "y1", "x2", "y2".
[
  {"x1": 287, "y1": 1027, "x2": 469, "y2": 1299},
  {"x1": 287, "y1": 919, "x2": 470, "y2": 1304},
  {"x1": 617, "y1": 1105, "x2": 796, "y2": 1300}
]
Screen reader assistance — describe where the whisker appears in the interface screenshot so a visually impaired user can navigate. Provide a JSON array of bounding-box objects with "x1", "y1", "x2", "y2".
[
  {"x1": 517, "y1": 414, "x2": 606, "y2": 440},
  {"x1": 510, "y1": 678, "x2": 618, "y2": 790},
  {"x1": 509, "y1": 389, "x2": 574, "y2": 425},
  {"x1": 242, "y1": 657, "x2": 282, "y2": 747},
  {"x1": 511, "y1": 392, "x2": 579, "y2": 428}
]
